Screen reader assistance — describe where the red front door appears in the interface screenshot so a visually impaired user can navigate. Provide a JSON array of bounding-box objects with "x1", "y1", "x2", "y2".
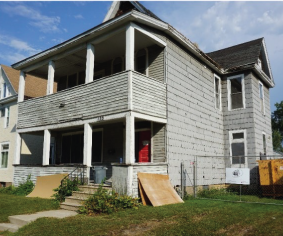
[{"x1": 138, "y1": 130, "x2": 151, "y2": 162}]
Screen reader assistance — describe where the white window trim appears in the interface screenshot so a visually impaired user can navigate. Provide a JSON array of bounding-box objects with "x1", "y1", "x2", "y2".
[
  {"x1": 229, "y1": 129, "x2": 247, "y2": 168},
  {"x1": 0, "y1": 142, "x2": 9, "y2": 169},
  {"x1": 227, "y1": 74, "x2": 245, "y2": 111},
  {"x1": 4, "y1": 106, "x2": 9, "y2": 128},
  {"x1": 259, "y1": 81, "x2": 265, "y2": 115},
  {"x1": 214, "y1": 74, "x2": 222, "y2": 111},
  {"x1": 92, "y1": 128, "x2": 103, "y2": 164}
]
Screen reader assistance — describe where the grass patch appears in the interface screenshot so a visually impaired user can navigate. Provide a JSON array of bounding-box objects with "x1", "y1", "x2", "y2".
[
  {"x1": 0, "y1": 193, "x2": 59, "y2": 223},
  {"x1": 8, "y1": 199, "x2": 283, "y2": 236}
]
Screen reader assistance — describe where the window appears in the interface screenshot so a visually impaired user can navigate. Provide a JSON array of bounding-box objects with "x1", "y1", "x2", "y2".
[
  {"x1": 58, "y1": 71, "x2": 86, "y2": 92},
  {"x1": 0, "y1": 108, "x2": 4, "y2": 117},
  {"x1": 0, "y1": 143, "x2": 9, "y2": 168},
  {"x1": 227, "y1": 74, "x2": 245, "y2": 110},
  {"x1": 262, "y1": 133, "x2": 266, "y2": 155},
  {"x1": 92, "y1": 129, "x2": 103, "y2": 163},
  {"x1": 4, "y1": 107, "x2": 9, "y2": 128},
  {"x1": 135, "y1": 49, "x2": 148, "y2": 75},
  {"x1": 259, "y1": 82, "x2": 265, "y2": 114},
  {"x1": 229, "y1": 130, "x2": 246, "y2": 165},
  {"x1": 1, "y1": 83, "x2": 11, "y2": 99},
  {"x1": 112, "y1": 57, "x2": 123, "y2": 74},
  {"x1": 214, "y1": 75, "x2": 221, "y2": 110}
]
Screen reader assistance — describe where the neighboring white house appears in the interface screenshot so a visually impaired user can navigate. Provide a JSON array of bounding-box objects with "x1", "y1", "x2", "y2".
[
  {"x1": 10, "y1": 1, "x2": 274, "y2": 195},
  {"x1": 0, "y1": 65, "x2": 49, "y2": 187}
]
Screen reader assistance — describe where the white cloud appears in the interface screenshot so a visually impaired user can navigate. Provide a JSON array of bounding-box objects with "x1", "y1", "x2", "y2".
[
  {"x1": 0, "y1": 52, "x2": 26, "y2": 64},
  {"x1": 74, "y1": 14, "x2": 84, "y2": 19},
  {"x1": 1, "y1": 3, "x2": 61, "y2": 33}
]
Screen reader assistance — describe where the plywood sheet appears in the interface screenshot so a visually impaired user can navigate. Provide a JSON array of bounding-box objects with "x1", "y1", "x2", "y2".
[
  {"x1": 27, "y1": 174, "x2": 68, "y2": 199},
  {"x1": 138, "y1": 173, "x2": 184, "y2": 207}
]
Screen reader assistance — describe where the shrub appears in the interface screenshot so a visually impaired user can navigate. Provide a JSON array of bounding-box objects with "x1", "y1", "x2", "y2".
[
  {"x1": 197, "y1": 188, "x2": 237, "y2": 198},
  {"x1": 0, "y1": 175, "x2": 34, "y2": 196},
  {"x1": 53, "y1": 178, "x2": 80, "y2": 202},
  {"x1": 80, "y1": 184, "x2": 142, "y2": 215}
]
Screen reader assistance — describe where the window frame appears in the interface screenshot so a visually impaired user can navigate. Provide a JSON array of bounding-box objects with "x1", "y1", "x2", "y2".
[
  {"x1": 259, "y1": 81, "x2": 265, "y2": 115},
  {"x1": 214, "y1": 74, "x2": 221, "y2": 110},
  {"x1": 229, "y1": 129, "x2": 247, "y2": 167},
  {"x1": 0, "y1": 142, "x2": 9, "y2": 169},
  {"x1": 227, "y1": 74, "x2": 245, "y2": 111}
]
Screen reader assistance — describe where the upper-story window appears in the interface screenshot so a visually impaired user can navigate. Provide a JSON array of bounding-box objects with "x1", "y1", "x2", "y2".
[
  {"x1": 227, "y1": 74, "x2": 245, "y2": 110},
  {"x1": 112, "y1": 57, "x2": 123, "y2": 74},
  {"x1": 1, "y1": 83, "x2": 11, "y2": 99},
  {"x1": 58, "y1": 71, "x2": 85, "y2": 92},
  {"x1": 229, "y1": 130, "x2": 247, "y2": 166},
  {"x1": 4, "y1": 107, "x2": 10, "y2": 128},
  {"x1": 135, "y1": 49, "x2": 148, "y2": 75},
  {"x1": 214, "y1": 75, "x2": 221, "y2": 110},
  {"x1": 0, "y1": 143, "x2": 9, "y2": 168},
  {"x1": 259, "y1": 82, "x2": 265, "y2": 114}
]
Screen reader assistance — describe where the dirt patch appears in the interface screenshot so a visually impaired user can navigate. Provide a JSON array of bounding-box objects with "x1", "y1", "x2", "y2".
[
  {"x1": 217, "y1": 224, "x2": 253, "y2": 236},
  {"x1": 191, "y1": 212, "x2": 209, "y2": 222},
  {"x1": 110, "y1": 219, "x2": 177, "y2": 236}
]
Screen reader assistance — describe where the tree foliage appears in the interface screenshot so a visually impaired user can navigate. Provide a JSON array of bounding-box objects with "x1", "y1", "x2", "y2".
[{"x1": 272, "y1": 101, "x2": 283, "y2": 152}]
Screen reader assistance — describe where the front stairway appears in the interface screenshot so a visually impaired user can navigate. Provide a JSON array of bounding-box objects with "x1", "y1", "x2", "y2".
[{"x1": 60, "y1": 184, "x2": 112, "y2": 211}]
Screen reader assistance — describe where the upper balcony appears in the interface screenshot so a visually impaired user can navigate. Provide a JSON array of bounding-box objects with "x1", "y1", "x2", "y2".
[
  {"x1": 17, "y1": 71, "x2": 166, "y2": 130},
  {"x1": 15, "y1": 23, "x2": 167, "y2": 131}
]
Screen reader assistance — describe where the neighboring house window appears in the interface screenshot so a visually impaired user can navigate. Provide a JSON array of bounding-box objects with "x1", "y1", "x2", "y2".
[
  {"x1": 262, "y1": 133, "x2": 266, "y2": 155},
  {"x1": 4, "y1": 107, "x2": 10, "y2": 128},
  {"x1": 0, "y1": 108, "x2": 4, "y2": 117},
  {"x1": 112, "y1": 57, "x2": 123, "y2": 74},
  {"x1": 135, "y1": 48, "x2": 148, "y2": 75},
  {"x1": 259, "y1": 82, "x2": 265, "y2": 114},
  {"x1": 229, "y1": 130, "x2": 246, "y2": 165},
  {"x1": 1, "y1": 83, "x2": 11, "y2": 99},
  {"x1": 0, "y1": 143, "x2": 9, "y2": 168},
  {"x1": 227, "y1": 74, "x2": 245, "y2": 110},
  {"x1": 214, "y1": 74, "x2": 221, "y2": 110}
]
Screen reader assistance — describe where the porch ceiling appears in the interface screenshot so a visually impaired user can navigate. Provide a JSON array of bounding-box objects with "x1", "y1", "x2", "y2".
[{"x1": 28, "y1": 29, "x2": 158, "y2": 79}]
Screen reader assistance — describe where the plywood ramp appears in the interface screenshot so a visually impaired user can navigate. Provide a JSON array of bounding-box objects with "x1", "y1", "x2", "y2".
[
  {"x1": 27, "y1": 174, "x2": 68, "y2": 199},
  {"x1": 138, "y1": 173, "x2": 184, "y2": 207}
]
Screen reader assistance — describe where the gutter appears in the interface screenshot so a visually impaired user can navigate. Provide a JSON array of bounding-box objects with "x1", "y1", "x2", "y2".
[{"x1": 0, "y1": 95, "x2": 17, "y2": 106}]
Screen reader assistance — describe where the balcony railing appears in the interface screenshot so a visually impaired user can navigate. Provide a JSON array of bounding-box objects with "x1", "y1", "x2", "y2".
[{"x1": 17, "y1": 71, "x2": 166, "y2": 129}]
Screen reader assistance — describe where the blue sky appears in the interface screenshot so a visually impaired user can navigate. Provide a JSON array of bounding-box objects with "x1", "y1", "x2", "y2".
[{"x1": 0, "y1": 1, "x2": 282, "y2": 112}]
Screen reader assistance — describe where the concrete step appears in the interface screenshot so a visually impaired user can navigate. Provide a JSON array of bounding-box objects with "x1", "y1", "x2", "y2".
[
  {"x1": 60, "y1": 202, "x2": 82, "y2": 211},
  {"x1": 72, "y1": 191, "x2": 93, "y2": 199},
  {"x1": 9, "y1": 215, "x2": 31, "y2": 227},
  {"x1": 0, "y1": 223, "x2": 19, "y2": 233},
  {"x1": 78, "y1": 185, "x2": 112, "y2": 194},
  {"x1": 65, "y1": 196, "x2": 85, "y2": 205}
]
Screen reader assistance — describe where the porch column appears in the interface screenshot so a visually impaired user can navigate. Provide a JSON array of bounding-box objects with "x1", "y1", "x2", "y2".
[
  {"x1": 14, "y1": 133, "x2": 22, "y2": 165},
  {"x1": 126, "y1": 23, "x2": 135, "y2": 70},
  {"x1": 83, "y1": 123, "x2": 92, "y2": 167},
  {"x1": 85, "y1": 43, "x2": 95, "y2": 83},
  {"x1": 18, "y1": 71, "x2": 25, "y2": 102},
  {"x1": 43, "y1": 129, "x2": 51, "y2": 166},
  {"x1": 125, "y1": 112, "x2": 135, "y2": 164},
  {"x1": 46, "y1": 60, "x2": 55, "y2": 95}
]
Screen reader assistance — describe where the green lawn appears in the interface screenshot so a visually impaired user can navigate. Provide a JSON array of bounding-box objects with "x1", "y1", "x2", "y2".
[
  {"x1": 0, "y1": 194, "x2": 58, "y2": 223},
  {"x1": 1, "y1": 196, "x2": 282, "y2": 236}
]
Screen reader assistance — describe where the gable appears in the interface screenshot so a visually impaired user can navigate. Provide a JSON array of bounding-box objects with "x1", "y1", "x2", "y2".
[{"x1": 103, "y1": 1, "x2": 162, "y2": 23}]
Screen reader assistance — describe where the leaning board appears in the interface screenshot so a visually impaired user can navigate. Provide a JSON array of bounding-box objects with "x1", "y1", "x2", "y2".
[
  {"x1": 27, "y1": 174, "x2": 68, "y2": 199},
  {"x1": 138, "y1": 173, "x2": 184, "y2": 207}
]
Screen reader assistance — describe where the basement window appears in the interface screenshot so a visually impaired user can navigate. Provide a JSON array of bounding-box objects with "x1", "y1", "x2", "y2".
[
  {"x1": 227, "y1": 74, "x2": 245, "y2": 110},
  {"x1": 229, "y1": 130, "x2": 246, "y2": 166}
]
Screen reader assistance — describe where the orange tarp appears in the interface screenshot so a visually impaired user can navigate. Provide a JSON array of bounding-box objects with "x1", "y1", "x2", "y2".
[
  {"x1": 27, "y1": 174, "x2": 68, "y2": 199},
  {"x1": 138, "y1": 173, "x2": 184, "y2": 207}
]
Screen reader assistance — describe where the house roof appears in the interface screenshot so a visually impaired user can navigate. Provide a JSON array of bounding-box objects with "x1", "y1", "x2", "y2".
[
  {"x1": 1, "y1": 64, "x2": 49, "y2": 98},
  {"x1": 206, "y1": 38, "x2": 263, "y2": 71}
]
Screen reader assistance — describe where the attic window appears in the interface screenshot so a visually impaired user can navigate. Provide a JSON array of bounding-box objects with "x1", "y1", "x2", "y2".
[{"x1": 258, "y1": 58, "x2": 262, "y2": 69}]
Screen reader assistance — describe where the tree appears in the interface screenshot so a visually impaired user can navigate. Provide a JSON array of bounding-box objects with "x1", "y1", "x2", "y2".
[{"x1": 272, "y1": 101, "x2": 283, "y2": 152}]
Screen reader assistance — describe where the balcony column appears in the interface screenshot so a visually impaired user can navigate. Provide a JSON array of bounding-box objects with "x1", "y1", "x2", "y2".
[
  {"x1": 46, "y1": 60, "x2": 55, "y2": 95},
  {"x1": 18, "y1": 71, "x2": 25, "y2": 102},
  {"x1": 14, "y1": 133, "x2": 22, "y2": 165},
  {"x1": 83, "y1": 123, "x2": 92, "y2": 166},
  {"x1": 125, "y1": 112, "x2": 135, "y2": 164},
  {"x1": 43, "y1": 129, "x2": 51, "y2": 166},
  {"x1": 85, "y1": 43, "x2": 95, "y2": 83},
  {"x1": 126, "y1": 23, "x2": 135, "y2": 70}
]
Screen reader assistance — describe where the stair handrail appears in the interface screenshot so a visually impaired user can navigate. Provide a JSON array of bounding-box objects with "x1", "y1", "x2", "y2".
[{"x1": 61, "y1": 164, "x2": 87, "y2": 186}]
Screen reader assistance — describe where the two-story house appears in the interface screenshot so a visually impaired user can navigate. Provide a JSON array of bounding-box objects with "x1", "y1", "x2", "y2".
[
  {"x1": 11, "y1": 1, "x2": 274, "y2": 196},
  {"x1": 0, "y1": 65, "x2": 49, "y2": 187}
]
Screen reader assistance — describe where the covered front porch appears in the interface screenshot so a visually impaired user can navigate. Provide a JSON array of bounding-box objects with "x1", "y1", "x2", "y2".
[{"x1": 14, "y1": 114, "x2": 167, "y2": 196}]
